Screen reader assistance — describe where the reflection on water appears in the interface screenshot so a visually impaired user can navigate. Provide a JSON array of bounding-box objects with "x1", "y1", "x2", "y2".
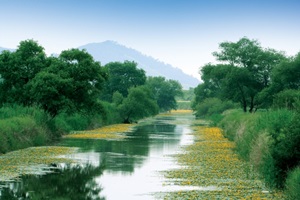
[
  {"x1": 0, "y1": 164, "x2": 105, "y2": 200},
  {"x1": 0, "y1": 114, "x2": 194, "y2": 199}
]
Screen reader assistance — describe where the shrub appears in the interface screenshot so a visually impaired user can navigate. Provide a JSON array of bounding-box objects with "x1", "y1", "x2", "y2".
[
  {"x1": 194, "y1": 98, "x2": 236, "y2": 118},
  {"x1": 273, "y1": 89, "x2": 300, "y2": 110},
  {"x1": 285, "y1": 167, "x2": 300, "y2": 200},
  {"x1": 0, "y1": 116, "x2": 48, "y2": 153},
  {"x1": 219, "y1": 108, "x2": 299, "y2": 189},
  {"x1": 254, "y1": 109, "x2": 297, "y2": 188},
  {"x1": 177, "y1": 101, "x2": 191, "y2": 110}
]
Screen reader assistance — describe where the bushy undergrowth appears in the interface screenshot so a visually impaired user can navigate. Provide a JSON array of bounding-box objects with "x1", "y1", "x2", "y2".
[
  {"x1": 218, "y1": 108, "x2": 300, "y2": 191},
  {"x1": 285, "y1": 167, "x2": 300, "y2": 200},
  {"x1": 0, "y1": 104, "x2": 122, "y2": 154},
  {"x1": 0, "y1": 105, "x2": 49, "y2": 153},
  {"x1": 176, "y1": 101, "x2": 191, "y2": 110},
  {"x1": 194, "y1": 98, "x2": 237, "y2": 119}
]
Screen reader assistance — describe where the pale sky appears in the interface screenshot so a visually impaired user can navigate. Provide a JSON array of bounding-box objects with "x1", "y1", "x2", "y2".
[{"x1": 1, "y1": 0, "x2": 300, "y2": 80}]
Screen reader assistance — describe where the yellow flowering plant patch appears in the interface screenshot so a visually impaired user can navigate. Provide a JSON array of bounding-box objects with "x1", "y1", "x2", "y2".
[
  {"x1": 64, "y1": 124, "x2": 134, "y2": 139},
  {"x1": 0, "y1": 146, "x2": 77, "y2": 182},
  {"x1": 171, "y1": 110, "x2": 193, "y2": 114},
  {"x1": 163, "y1": 127, "x2": 285, "y2": 199}
]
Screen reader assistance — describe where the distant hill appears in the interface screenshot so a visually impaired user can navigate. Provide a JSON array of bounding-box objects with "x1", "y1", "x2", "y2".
[
  {"x1": 0, "y1": 47, "x2": 13, "y2": 52},
  {"x1": 0, "y1": 47, "x2": 3, "y2": 52},
  {"x1": 78, "y1": 41, "x2": 200, "y2": 89}
]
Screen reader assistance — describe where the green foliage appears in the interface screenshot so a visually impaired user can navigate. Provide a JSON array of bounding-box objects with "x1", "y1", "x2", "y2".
[
  {"x1": 271, "y1": 53, "x2": 300, "y2": 91},
  {"x1": 112, "y1": 91, "x2": 124, "y2": 106},
  {"x1": 285, "y1": 167, "x2": 300, "y2": 200},
  {"x1": 218, "y1": 109, "x2": 300, "y2": 190},
  {"x1": 53, "y1": 113, "x2": 91, "y2": 133},
  {"x1": 29, "y1": 71, "x2": 73, "y2": 117},
  {"x1": 194, "y1": 98, "x2": 237, "y2": 119},
  {"x1": 100, "y1": 101, "x2": 123, "y2": 125},
  {"x1": 146, "y1": 76, "x2": 183, "y2": 112},
  {"x1": 179, "y1": 88, "x2": 195, "y2": 101},
  {"x1": 0, "y1": 116, "x2": 48, "y2": 153},
  {"x1": 194, "y1": 37, "x2": 286, "y2": 113},
  {"x1": 0, "y1": 40, "x2": 48, "y2": 105},
  {"x1": 118, "y1": 86, "x2": 159, "y2": 123},
  {"x1": 102, "y1": 61, "x2": 146, "y2": 101},
  {"x1": 257, "y1": 53, "x2": 300, "y2": 109},
  {"x1": 273, "y1": 89, "x2": 300, "y2": 110},
  {"x1": 0, "y1": 39, "x2": 185, "y2": 155},
  {"x1": 0, "y1": 41, "x2": 107, "y2": 117},
  {"x1": 176, "y1": 101, "x2": 191, "y2": 110}
]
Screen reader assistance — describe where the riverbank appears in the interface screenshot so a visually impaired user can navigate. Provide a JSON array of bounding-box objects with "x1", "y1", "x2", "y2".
[
  {"x1": 0, "y1": 104, "x2": 124, "y2": 154},
  {"x1": 162, "y1": 121, "x2": 285, "y2": 199}
]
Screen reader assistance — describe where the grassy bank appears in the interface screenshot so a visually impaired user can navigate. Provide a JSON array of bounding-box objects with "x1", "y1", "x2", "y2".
[
  {"x1": 217, "y1": 109, "x2": 300, "y2": 199},
  {"x1": 0, "y1": 104, "x2": 121, "y2": 154}
]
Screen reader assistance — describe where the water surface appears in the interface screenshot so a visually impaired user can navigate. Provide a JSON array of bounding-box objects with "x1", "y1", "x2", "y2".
[{"x1": 0, "y1": 113, "x2": 194, "y2": 199}]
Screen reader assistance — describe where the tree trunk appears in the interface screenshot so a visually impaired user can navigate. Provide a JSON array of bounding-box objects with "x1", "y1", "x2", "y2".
[
  {"x1": 243, "y1": 100, "x2": 247, "y2": 112},
  {"x1": 249, "y1": 96, "x2": 254, "y2": 113}
]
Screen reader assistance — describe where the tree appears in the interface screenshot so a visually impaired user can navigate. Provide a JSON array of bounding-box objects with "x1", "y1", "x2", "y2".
[
  {"x1": 146, "y1": 76, "x2": 183, "y2": 112},
  {"x1": 28, "y1": 71, "x2": 73, "y2": 117},
  {"x1": 207, "y1": 37, "x2": 285, "y2": 112},
  {"x1": 258, "y1": 52, "x2": 300, "y2": 109},
  {"x1": 222, "y1": 66, "x2": 259, "y2": 112},
  {"x1": 271, "y1": 53, "x2": 300, "y2": 91},
  {"x1": 118, "y1": 86, "x2": 159, "y2": 123},
  {"x1": 102, "y1": 61, "x2": 146, "y2": 101},
  {"x1": 0, "y1": 40, "x2": 48, "y2": 105},
  {"x1": 29, "y1": 49, "x2": 107, "y2": 117}
]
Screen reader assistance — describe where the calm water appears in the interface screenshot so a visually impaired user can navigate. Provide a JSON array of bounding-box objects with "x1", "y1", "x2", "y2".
[{"x1": 0, "y1": 113, "x2": 194, "y2": 199}]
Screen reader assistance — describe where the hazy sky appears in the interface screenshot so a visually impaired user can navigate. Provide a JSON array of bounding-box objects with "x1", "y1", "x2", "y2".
[{"x1": 1, "y1": 0, "x2": 300, "y2": 79}]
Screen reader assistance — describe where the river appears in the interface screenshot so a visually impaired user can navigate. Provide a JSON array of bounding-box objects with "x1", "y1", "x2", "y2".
[{"x1": 0, "y1": 112, "x2": 194, "y2": 199}]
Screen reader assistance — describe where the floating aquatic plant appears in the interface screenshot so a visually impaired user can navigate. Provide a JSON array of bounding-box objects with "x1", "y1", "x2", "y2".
[
  {"x1": 64, "y1": 124, "x2": 134, "y2": 140},
  {"x1": 0, "y1": 146, "x2": 77, "y2": 182},
  {"x1": 162, "y1": 127, "x2": 285, "y2": 199}
]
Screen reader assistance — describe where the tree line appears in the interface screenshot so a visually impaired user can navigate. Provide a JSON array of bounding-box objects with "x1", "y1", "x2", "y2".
[
  {"x1": 0, "y1": 40, "x2": 182, "y2": 123},
  {"x1": 0, "y1": 39, "x2": 183, "y2": 153},
  {"x1": 192, "y1": 37, "x2": 300, "y2": 116}
]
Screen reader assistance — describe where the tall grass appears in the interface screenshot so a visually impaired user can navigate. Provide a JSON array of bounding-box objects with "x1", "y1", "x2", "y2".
[
  {"x1": 0, "y1": 106, "x2": 49, "y2": 153},
  {"x1": 285, "y1": 167, "x2": 300, "y2": 200},
  {"x1": 218, "y1": 108, "x2": 299, "y2": 191},
  {"x1": 0, "y1": 103, "x2": 123, "y2": 154}
]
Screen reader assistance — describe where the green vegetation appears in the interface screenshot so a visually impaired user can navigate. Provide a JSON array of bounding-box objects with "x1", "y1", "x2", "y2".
[
  {"x1": 285, "y1": 167, "x2": 300, "y2": 200},
  {"x1": 192, "y1": 37, "x2": 300, "y2": 196},
  {"x1": 175, "y1": 87, "x2": 194, "y2": 110},
  {"x1": 164, "y1": 125, "x2": 284, "y2": 199},
  {"x1": 0, "y1": 39, "x2": 183, "y2": 153}
]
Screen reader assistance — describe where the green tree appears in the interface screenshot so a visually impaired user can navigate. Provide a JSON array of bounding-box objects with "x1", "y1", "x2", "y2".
[
  {"x1": 146, "y1": 76, "x2": 182, "y2": 112},
  {"x1": 0, "y1": 40, "x2": 48, "y2": 105},
  {"x1": 29, "y1": 49, "x2": 107, "y2": 117},
  {"x1": 112, "y1": 91, "x2": 124, "y2": 106},
  {"x1": 102, "y1": 61, "x2": 146, "y2": 101},
  {"x1": 206, "y1": 37, "x2": 285, "y2": 112},
  {"x1": 258, "y1": 52, "x2": 300, "y2": 109},
  {"x1": 271, "y1": 53, "x2": 300, "y2": 91},
  {"x1": 118, "y1": 86, "x2": 159, "y2": 123}
]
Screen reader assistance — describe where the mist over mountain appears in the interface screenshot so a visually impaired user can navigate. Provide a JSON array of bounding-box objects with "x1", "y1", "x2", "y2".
[
  {"x1": 0, "y1": 47, "x2": 13, "y2": 52},
  {"x1": 0, "y1": 42, "x2": 200, "y2": 88},
  {"x1": 78, "y1": 41, "x2": 200, "y2": 89}
]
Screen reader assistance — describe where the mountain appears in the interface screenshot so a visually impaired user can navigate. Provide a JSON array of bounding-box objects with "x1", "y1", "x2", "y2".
[
  {"x1": 0, "y1": 47, "x2": 9, "y2": 52},
  {"x1": 78, "y1": 41, "x2": 200, "y2": 89},
  {"x1": 0, "y1": 47, "x2": 14, "y2": 52}
]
